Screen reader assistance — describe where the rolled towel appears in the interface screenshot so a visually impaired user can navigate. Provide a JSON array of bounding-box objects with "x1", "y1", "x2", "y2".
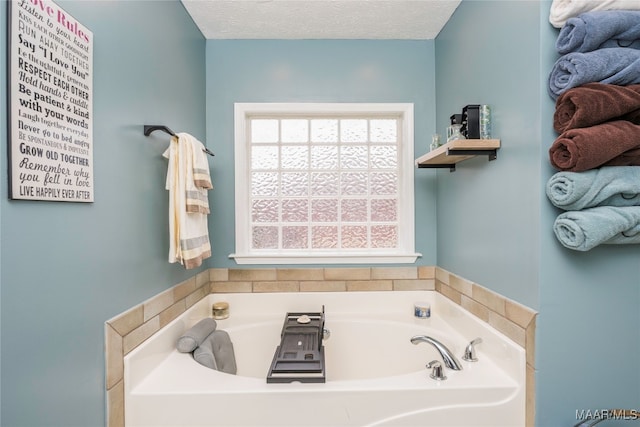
[
  {"x1": 548, "y1": 48, "x2": 640, "y2": 100},
  {"x1": 546, "y1": 166, "x2": 640, "y2": 210},
  {"x1": 549, "y1": 0, "x2": 640, "y2": 29},
  {"x1": 176, "y1": 318, "x2": 217, "y2": 353},
  {"x1": 193, "y1": 330, "x2": 237, "y2": 374},
  {"x1": 557, "y1": 10, "x2": 640, "y2": 54},
  {"x1": 554, "y1": 83, "x2": 640, "y2": 133},
  {"x1": 549, "y1": 120, "x2": 640, "y2": 172},
  {"x1": 553, "y1": 206, "x2": 640, "y2": 251}
]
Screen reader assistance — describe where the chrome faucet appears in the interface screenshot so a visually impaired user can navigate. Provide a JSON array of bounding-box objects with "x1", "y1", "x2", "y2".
[
  {"x1": 462, "y1": 337, "x2": 483, "y2": 362},
  {"x1": 410, "y1": 335, "x2": 463, "y2": 371}
]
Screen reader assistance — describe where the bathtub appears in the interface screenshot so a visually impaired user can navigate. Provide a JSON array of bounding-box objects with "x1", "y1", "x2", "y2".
[{"x1": 124, "y1": 291, "x2": 525, "y2": 426}]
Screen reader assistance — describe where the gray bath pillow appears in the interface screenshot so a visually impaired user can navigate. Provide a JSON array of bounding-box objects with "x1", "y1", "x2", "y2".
[
  {"x1": 193, "y1": 330, "x2": 237, "y2": 375},
  {"x1": 176, "y1": 318, "x2": 217, "y2": 353},
  {"x1": 193, "y1": 332, "x2": 218, "y2": 370}
]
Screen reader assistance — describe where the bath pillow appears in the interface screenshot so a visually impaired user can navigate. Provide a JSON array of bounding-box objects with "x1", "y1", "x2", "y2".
[
  {"x1": 176, "y1": 318, "x2": 217, "y2": 353},
  {"x1": 210, "y1": 330, "x2": 237, "y2": 375},
  {"x1": 193, "y1": 333, "x2": 218, "y2": 370},
  {"x1": 193, "y1": 330, "x2": 237, "y2": 375}
]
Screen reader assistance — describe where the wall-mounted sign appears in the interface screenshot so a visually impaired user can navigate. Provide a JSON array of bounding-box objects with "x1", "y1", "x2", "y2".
[{"x1": 8, "y1": 0, "x2": 93, "y2": 202}]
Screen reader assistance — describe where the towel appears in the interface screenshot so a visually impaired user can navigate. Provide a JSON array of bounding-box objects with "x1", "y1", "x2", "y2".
[
  {"x1": 554, "y1": 83, "x2": 640, "y2": 133},
  {"x1": 553, "y1": 206, "x2": 640, "y2": 250},
  {"x1": 546, "y1": 166, "x2": 640, "y2": 210},
  {"x1": 163, "y1": 133, "x2": 212, "y2": 269},
  {"x1": 548, "y1": 48, "x2": 640, "y2": 100},
  {"x1": 556, "y1": 10, "x2": 640, "y2": 54},
  {"x1": 549, "y1": 120, "x2": 640, "y2": 171},
  {"x1": 176, "y1": 318, "x2": 217, "y2": 353},
  {"x1": 193, "y1": 330, "x2": 237, "y2": 374},
  {"x1": 550, "y1": 0, "x2": 640, "y2": 28},
  {"x1": 187, "y1": 135, "x2": 213, "y2": 214}
]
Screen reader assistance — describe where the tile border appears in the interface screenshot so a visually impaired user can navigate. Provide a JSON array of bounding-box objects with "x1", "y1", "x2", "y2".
[
  {"x1": 104, "y1": 270, "x2": 210, "y2": 427},
  {"x1": 105, "y1": 266, "x2": 536, "y2": 427},
  {"x1": 434, "y1": 267, "x2": 537, "y2": 426}
]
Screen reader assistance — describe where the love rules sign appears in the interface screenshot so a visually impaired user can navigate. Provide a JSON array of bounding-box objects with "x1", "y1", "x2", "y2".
[{"x1": 8, "y1": 0, "x2": 94, "y2": 202}]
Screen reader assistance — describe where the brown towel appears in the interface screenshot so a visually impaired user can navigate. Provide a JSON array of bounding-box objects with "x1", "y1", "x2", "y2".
[
  {"x1": 554, "y1": 83, "x2": 640, "y2": 133},
  {"x1": 549, "y1": 120, "x2": 640, "y2": 171}
]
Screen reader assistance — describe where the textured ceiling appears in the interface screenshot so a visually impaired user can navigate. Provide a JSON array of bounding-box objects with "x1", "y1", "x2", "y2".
[{"x1": 181, "y1": 0, "x2": 461, "y2": 40}]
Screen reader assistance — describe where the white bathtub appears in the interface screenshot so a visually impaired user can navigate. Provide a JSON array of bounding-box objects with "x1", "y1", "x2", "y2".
[{"x1": 125, "y1": 291, "x2": 525, "y2": 426}]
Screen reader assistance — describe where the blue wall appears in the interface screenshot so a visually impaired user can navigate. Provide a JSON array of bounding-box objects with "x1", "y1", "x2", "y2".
[
  {"x1": 0, "y1": 1, "x2": 206, "y2": 425},
  {"x1": 437, "y1": 1, "x2": 640, "y2": 425},
  {"x1": 205, "y1": 40, "x2": 438, "y2": 268},
  {"x1": 434, "y1": 0, "x2": 541, "y2": 308},
  {"x1": 536, "y1": 2, "x2": 640, "y2": 426}
]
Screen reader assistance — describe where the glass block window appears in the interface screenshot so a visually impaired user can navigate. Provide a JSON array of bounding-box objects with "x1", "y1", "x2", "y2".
[{"x1": 233, "y1": 103, "x2": 418, "y2": 264}]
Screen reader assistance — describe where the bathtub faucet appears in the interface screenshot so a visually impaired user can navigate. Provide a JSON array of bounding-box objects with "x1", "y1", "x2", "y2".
[{"x1": 410, "y1": 335, "x2": 463, "y2": 371}]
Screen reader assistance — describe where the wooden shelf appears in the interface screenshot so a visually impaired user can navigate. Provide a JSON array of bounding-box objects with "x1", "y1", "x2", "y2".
[{"x1": 415, "y1": 139, "x2": 500, "y2": 171}]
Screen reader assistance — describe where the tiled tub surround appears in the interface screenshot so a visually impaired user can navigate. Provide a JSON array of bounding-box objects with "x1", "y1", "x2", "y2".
[
  {"x1": 125, "y1": 291, "x2": 525, "y2": 426},
  {"x1": 105, "y1": 267, "x2": 537, "y2": 427}
]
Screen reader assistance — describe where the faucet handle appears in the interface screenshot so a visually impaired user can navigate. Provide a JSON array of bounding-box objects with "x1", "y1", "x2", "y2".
[
  {"x1": 426, "y1": 360, "x2": 447, "y2": 381},
  {"x1": 462, "y1": 337, "x2": 483, "y2": 362}
]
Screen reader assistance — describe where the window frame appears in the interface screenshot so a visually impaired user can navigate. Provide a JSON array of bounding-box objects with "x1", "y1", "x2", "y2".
[{"x1": 231, "y1": 102, "x2": 420, "y2": 264}]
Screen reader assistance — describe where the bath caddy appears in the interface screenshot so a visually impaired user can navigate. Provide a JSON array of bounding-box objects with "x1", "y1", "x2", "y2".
[{"x1": 267, "y1": 309, "x2": 326, "y2": 383}]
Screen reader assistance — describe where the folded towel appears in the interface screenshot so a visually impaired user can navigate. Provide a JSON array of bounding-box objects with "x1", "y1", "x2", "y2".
[
  {"x1": 163, "y1": 133, "x2": 212, "y2": 269},
  {"x1": 554, "y1": 83, "x2": 640, "y2": 133},
  {"x1": 549, "y1": 120, "x2": 640, "y2": 172},
  {"x1": 172, "y1": 133, "x2": 212, "y2": 215},
  {"x1": 546, "y1": 166, "x2": 640, "y2": 210},
  {"x1": 550, "y1": 0, "x2": 640, "y2": 29},
  {"x1": 553, "y1": 206, "x2": 640, "y2": 250},
  {"x1": 189, "y1": 138, "x2": 213, "y2": 191},
  {"x1": 193, "y1": 330, "x2": 237, "y2": 374},
  {"x1": 557, "y1": 10, "x2": 640, "y2": 54},
  {"x1": 176, "y1": 318, "x2": 217, "y2": 353},
  {"x1": 548, "y1": 48, "x2": 640, "y2": 100}
]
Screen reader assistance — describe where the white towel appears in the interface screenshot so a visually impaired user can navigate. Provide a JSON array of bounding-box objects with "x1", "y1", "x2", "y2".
[
  {"x1": 550, "y1": 0, "x2": 640, "y2": 28},
  {"x1": 185, "y1": 133, "x2": 212, "y2": 215},
  {"x1": 163, "y1": 133, "x2": 212, "y2": 269}
]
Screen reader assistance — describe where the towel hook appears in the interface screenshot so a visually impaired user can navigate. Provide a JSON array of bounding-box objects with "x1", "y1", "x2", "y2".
[
  {"x1": 144, "y1": 125, "x2": 176, "y2": 137},
  {"x1": 143, "y1": 125, "x2": 215, "y2": 156}
]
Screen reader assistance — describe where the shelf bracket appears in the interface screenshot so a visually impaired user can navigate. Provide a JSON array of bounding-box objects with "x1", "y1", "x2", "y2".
[
  {"x1": 447, "y1": 148, "x2": 498, "y2": 161},
  {"x1": 417, "y1": 163, "x2": 456, "y2": 172}
]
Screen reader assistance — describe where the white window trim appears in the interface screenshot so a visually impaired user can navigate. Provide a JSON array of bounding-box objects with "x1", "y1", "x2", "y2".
[{"x1": 230, "y1": 102, "x2": 421, "y2": 265}]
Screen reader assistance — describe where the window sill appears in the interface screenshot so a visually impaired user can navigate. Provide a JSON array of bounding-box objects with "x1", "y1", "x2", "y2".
[{"x1": 229, "y1": 252, "x2": 422, "y2": 265}]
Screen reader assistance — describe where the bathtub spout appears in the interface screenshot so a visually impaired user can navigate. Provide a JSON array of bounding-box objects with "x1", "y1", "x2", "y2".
[{"x1": 410, "y1": 335, "x2": 463, "y2": 371}]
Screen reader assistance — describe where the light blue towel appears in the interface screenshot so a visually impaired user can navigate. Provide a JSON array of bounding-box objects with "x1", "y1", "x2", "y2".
[
  {"x1": 557, "y1": 10, "x2": 640, "y2": 54},
  {"x1": 553, "y1": 206, "x2": 640, "y2": 251},
  {"x1": 548, "y1": 48, "x2": 640, "y2": 100},
  {"x1": 546, "y1": 166, "x2": 640, "y2": 210}
]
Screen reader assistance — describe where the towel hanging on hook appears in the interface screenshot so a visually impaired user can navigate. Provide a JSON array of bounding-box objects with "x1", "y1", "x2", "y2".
[{"x1": 144, "y1": 125, "x2": 215, "y2": 157}]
